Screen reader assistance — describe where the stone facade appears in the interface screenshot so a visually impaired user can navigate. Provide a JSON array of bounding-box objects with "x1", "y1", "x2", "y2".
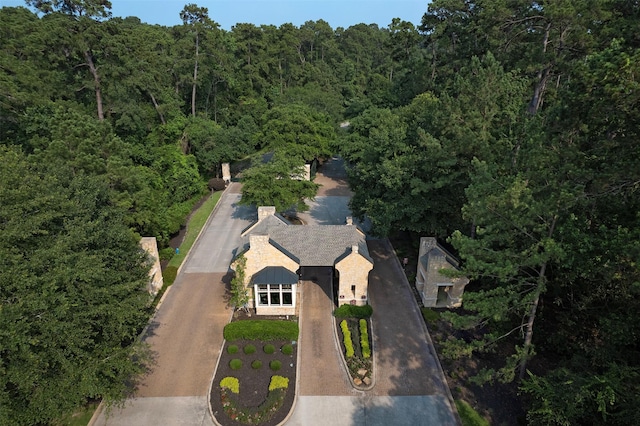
[
  {"x1": 222, "y1": 162, "x2": 231, "y2": 183},
  {"x1": 231, "y1": 207, "x2": 374, "y2": 314},
  {"x1": 415, "y1": 237, "x2": 469, "y2": 308},
  {"x1": 336, "y1": 245, "x2": 373, "y2": 306},
  {"x1": 140, "y1": 237, "x2": 163, "y2": 297}
]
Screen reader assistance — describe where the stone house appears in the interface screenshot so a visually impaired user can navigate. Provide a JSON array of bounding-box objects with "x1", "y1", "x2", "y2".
[
  {"x1": 415, "y1": 237, "x2": 469, "y2": 308},
  {"x1": 231, "y1": 206, "x2": 374, "y2": 315}
]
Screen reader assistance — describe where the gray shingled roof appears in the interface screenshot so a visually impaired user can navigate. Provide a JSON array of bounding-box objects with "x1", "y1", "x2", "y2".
[
  {"x1": 268, "y1": 225, "x2": 371, "y2": 266},
  {"x1": 241, "y1": 218, "x2": 372, "y2": 267}
]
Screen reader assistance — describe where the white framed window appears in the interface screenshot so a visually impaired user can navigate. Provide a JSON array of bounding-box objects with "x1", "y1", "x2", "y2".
[{"x1": 255, "y1": 283, "x2": 294, "y2": 307}]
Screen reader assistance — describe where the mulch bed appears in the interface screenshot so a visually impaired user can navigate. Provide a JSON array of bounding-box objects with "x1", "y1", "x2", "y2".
[{"x1": 210, "y1": 333, "x2": 297, "y2": 426}]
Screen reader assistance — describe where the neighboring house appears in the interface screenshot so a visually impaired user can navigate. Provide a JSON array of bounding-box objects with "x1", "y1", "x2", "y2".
[
  {"x1": 231, "y1": 206, "x2": 374, "y2": 315},
  {"x1": 140, "y1": 237, "x2": 163, "y2": 297},
  {"x1": 415, "y1": 237, "x2": 469, "y2": 308}
]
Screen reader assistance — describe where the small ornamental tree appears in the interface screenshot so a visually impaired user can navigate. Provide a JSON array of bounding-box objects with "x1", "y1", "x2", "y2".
[{"x1": 230, "y1": 255, "x2": 249, "y2": 312}]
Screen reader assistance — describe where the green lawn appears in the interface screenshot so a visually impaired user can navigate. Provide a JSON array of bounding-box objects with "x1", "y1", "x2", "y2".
[
  {"x1": 167, "y1": 191, "x2": 222, "y2": 269},
  {"x1": 456, "y1": 400, "x2": 490, "y2": 426}
]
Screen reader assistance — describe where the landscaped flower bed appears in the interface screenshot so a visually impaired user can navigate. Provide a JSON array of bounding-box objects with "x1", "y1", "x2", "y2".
[
  {"x1": 210, "y1": 317, "x2": 298, "y2": 426},
  {"x1": 334, "y1": 305, "x2": 373, "y2": 387}
]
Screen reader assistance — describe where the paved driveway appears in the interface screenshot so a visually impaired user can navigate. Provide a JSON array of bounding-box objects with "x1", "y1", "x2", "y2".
[{"x1": 93, "y1": 184, "x2": 252, "y2": 426}]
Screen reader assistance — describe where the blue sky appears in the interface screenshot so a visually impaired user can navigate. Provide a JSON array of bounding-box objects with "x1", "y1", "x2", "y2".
[{"x1": 1, "y1": 0, "x2": 430, "y2": 30}]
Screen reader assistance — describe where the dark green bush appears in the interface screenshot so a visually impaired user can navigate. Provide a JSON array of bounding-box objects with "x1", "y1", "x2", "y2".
[
  {"x1": 270, "y1": 360, "x2": 282, "y2": 371},
  {"x1": 227, "y1": 344, "x2": 239, "y2": 354},
  {"x1": 223, "y1": 320, "x2": 299, "y2": 341},
  {"x1": 230, "y1": 359, "x2": 243, "y2": 370},
  {"x1": 163, "y1": 265, "x2": 178, "y2": 286},
  {"x1": 243, "y1": 344, "x2": 256, "y2": 354},
  {"x1": 251, "y1": 360, "x2": 263, "y2": 369},
  {"x1": 281, "y1": 344, "x2": 294, "y2": 355},
  {"x1": 421, "y1": 308, "x2": 440, "y2": 325},
  {"x1": 333, "y1": 304, "x2": 373, "y2": 319},
  {"x1": 263, "y1": 344, "x2": 275, "y2": 354}
]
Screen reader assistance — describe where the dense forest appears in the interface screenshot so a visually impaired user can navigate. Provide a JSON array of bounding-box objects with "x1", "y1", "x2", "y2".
[{"x1": 1, "y1": 0, "x2": 639, "y2": 424}]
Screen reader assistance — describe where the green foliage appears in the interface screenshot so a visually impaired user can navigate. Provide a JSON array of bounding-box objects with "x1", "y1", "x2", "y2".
[
  {"x1": 229, "y1": 359, "x2": 243, "y2": 370},
  {"x1": 263, "y1": 344, "x2": 275, "y2": 354},
  {"x1": 455, "y1": 400, "x2": 489, "y2": 426},
  {"x1": 359, "y1": 319, "x2": 371, "y2": 359},
  {"x1": 220, "y1": 377, "x2": 239, "y2": 394},
  {"x1": 240, "y1": 151, "x2": 319, "y2": 213},
  {"x1": 243, "y1": 344, "x2": 256, "y2": 355},
  {"x1": 229, "y1": 255, "x2": 250, "y2": 310},
  {"x1": 0, "y1": 147, "x2": 152, "y2": 425},
  {"x1": 251, "y1": 360, "x2": 263, "y2": 369},
  {"x1": 268, "y1": 375, "x2": 289, "y2": 391},
  {"x1": 227, "y1": 344, "x2": 239, "y2": 354},
  {"x1": 333, "y1": 304, "x2": 373, "y2": 319},
  {"x1": 340, "y1": 320, "x2": 354, "y2": 358},
  {"x1": 281, "y1": 344, "x2": 294, "y2": 355},
  {"x1": 162, "y1": 265, "x2": 178, "y2": 286},
  {"x1": 421, "y1": 308, "x2": 440, "y2": 325},
  {"x1": 223, "y1": 320, "x2": 299, "y2": 341},
  {"x1": 269, "y1": 360, "x2": 282, "y2": 371}
]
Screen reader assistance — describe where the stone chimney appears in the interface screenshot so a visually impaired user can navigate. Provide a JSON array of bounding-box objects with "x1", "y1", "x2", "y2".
[
  {"x1": 346, "y1": 216, "x2": 353, "y2": 225},
  {"x1": 352, "y1": 244, "x2": 359, "y2": 254},
  {"x1": 250, "y1": 234, "x2": 270, "y2": 249},
  {"x1": 258, "y1": 206, "x2": 276, "y2": 222}
]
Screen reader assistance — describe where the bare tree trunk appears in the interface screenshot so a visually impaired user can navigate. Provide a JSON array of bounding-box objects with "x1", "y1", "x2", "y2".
[
  {"x1": 191, "y1": 31, "x2": 199, "y2": 117},
  {"x1": 84, "y1": 50, "x2": 104, "y2": 121},
  {"x1": 519, "y1": 216, "x2": 557, "y2": 380},
  {"x1": 149, "y1": 92, "x2": 166, "y2": 125},
  {"x1": 527, "y1": 22, "x2": 552, "y2": 115}
]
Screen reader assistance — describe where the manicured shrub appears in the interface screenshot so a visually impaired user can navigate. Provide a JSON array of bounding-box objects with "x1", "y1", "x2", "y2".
[
  {"x1": 360, "y1": 319, "x2": 371, "y2": 359},
  {"x1": 227, "y1": 344, "x2": 239, "y2": 354},
  {"x1": 270, "y1": 360, "x2": 282, "y2": 371},
  {"x1": 229, "y1": 359, "x2": 243, "y2": 370},
  {"x1": 243, "y1": 344, "x2": 256, "y2": 354},
  {"x1": 220, "y1": 377, "x2": 239, "y2": 394},
  {"x1": 269, "y1": 375, "x2": 289, "y2": 391},
  {"x1": 251, "y1": 360, "x2": 263, "y2": 369},
  {"x1": 340, "y1": 320, "x2": 354, "y2": 358},
  {"x1": 208, "y1": 177, "x2": 227, "y2": 191},
  {"x1": 334, "y1": 304, "x2": 373, "y2": 319},
  {"x1": 281, "y1": 344, "x2": 294, "y2": 355},
  {"x1": 224, "y1": 320, "x2": 299, "y2": 341},
  {"x1": 263, "y1": 344, "x2": 275, "y2": 354}
]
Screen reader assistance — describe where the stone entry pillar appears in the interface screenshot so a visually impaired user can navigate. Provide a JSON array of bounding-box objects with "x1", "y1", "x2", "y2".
[{"x1": 222, "y1": 163, "x2": 231, "y2": 183}]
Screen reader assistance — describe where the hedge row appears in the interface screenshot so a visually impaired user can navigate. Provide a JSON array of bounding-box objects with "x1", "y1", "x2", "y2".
[
  {"x1": 333, "y1": 304, "x2": 373, "y2": 319},
  {"x1": 223, "y1": 320, "x2": 299, "y2": 341},
  {"x1": 359, "y1": 319, "x2": 371, "y2": 359},
  {"x1": 340, "y1": 320, "x2": 354, "y2": 358}
]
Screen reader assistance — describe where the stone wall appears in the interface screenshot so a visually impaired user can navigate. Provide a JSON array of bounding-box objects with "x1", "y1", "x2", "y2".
[{"x1": 335, "y1": 246, "x2": 373, "y2": 306}]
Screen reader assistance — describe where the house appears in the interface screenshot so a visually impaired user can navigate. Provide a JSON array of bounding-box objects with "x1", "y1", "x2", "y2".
[
  {"x1": 415, "y1": 237, "x2": 469, "y2": 308},
  {"x1": 231, "y1": 206, "x2": 374, "y2": 315}
]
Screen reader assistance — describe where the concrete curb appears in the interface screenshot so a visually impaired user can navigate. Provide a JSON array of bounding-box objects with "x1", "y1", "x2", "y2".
[
  {"x1": 207, "y1": 309, "x2": 235, "y2": 426},
  {"x1": 384, "y1": 238, "x2": 462, "y2": 426}
]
